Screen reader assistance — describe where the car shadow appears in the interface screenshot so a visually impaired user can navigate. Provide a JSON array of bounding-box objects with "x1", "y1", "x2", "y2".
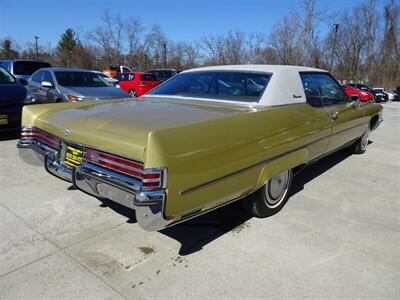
[
  {"x1": 0, "y1": 130, "x2": 20, "y2": 141},
  {"x1": 89, "y1": 147, "x2": 357, "y2": 256},
  {"x1": 289, "y1": 148, "x2": 352, "y2": 197}
]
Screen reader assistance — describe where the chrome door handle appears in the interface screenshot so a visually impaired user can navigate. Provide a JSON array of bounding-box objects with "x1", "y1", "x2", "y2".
[{"x1": 331, "y1": 112, "x2": 339, "y2": 121}]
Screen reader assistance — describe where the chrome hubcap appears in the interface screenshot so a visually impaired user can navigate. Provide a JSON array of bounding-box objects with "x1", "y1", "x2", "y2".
[
  {"x1": 265, "y1": 170, "x2": 290, "y2": 208},
  {"x1": 361, "y1": 128, "x2": 370, "y2": 150}
]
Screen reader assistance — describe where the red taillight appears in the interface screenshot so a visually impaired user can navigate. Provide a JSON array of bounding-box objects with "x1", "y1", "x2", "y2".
[
  {"x1": 142, "y1": 181, "x2": 161, "y2": 189},
  {"x1": 21, "y1": 127, "x2": 60, "y2": 149},
  {"x1": 84, "y1": 148, "x2": 163, "y2": 189}
]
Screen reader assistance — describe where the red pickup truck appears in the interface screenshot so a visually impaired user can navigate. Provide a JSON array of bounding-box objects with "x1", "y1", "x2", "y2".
[{"x1": 114, "y1": 72, "x2": 160, "y2": 97}]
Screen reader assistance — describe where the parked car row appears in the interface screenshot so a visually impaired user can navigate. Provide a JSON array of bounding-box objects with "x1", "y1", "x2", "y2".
[{"x1": 343, "y1": 83, "x2": 398, "y2": 103}]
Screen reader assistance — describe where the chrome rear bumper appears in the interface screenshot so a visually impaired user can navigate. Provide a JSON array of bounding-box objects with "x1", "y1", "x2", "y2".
[{"x1": 17, "y1": 140, "x2": 172, "y2": 231}]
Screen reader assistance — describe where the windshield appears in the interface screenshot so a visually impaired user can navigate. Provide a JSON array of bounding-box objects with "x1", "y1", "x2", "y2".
[
  {"x1": 0, "y1": 67, "x2": 16, "y2": 84},
  {"x1": 13, "y1": 61, "x2": 51, "y2": 75},
  {"x1": 54, "y1": 71, "x2": 108, "y2": 87},
  {"x1": 0, "y1": 60, "x2": 11, "y2": 71},
  {"x1": 148, "y1": 71, "x2": 271, "y2": 102}
]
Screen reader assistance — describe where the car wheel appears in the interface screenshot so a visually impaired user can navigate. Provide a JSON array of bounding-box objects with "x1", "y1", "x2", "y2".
[
  {"x1": 129, "y1": 89, "x2": 137, "y2": 98},
  {"x1": 349, "y1": 125, "x2": 370, "y2": 154},
  {"x1": 244, "y1": 169, "x2": 293, "y2": 218}
]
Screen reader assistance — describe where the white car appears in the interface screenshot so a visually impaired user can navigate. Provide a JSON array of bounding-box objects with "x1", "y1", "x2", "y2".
[
  {"x1": 373, "y1": 87, "x2": 390, "y2": 102},
  {"x1": 93, "y1": 71, "x2": 120, "y2": 88}
]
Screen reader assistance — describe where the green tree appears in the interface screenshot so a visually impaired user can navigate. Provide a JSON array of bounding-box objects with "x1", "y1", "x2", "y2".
[
  {"x1": 56, "y1": 28, "x2": 77, "y2": 66},
  {"x1": 0, "y1": 38, "x2": 19, "y2": 59}
]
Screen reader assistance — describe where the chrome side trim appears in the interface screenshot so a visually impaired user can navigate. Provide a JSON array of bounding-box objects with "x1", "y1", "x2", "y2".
[
  {"x1": 180, "y1": 144, "x2": 306, "y2": 195},
  {"x1": 180, "y1": 121, "x2": 369, "y2": 195}
]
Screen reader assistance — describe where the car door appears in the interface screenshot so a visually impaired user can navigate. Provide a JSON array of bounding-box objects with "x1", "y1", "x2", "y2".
[
  {"x1": 299, "y1": 73, "x2": 332, "y2": 160},
  {"x1": 309, "y1": 73, "x2": 365, "y2": 153},
  {"x1": 42, "y1": 71, "x2": 58, "y2": 103},
  {"x1": 28, "y1": 71, "x2": 44, "y2": 102}
]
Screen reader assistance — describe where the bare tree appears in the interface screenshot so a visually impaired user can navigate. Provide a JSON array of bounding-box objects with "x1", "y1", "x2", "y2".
[
  {"x1": 87, "y1": 10, "x2": 125, "y2": 67},
  {"x1": 125, "y1": 17, "x2": 144, "y2": 68},
  {"x1": 380, "y1": 0, "x2": 400, "y2": 85},
  {"x1": 268, "y1": 15, "x2": 304, "y2": 65}
]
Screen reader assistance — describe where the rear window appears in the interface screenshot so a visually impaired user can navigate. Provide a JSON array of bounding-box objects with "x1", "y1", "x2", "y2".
[
  {"x1": 140, "y1": 74, "x2": 158, "y2": 81},
  {"x1": 150, "y1": 70, "x2": 176, "y2": 81},
  {"x1": 115, "y1": 73, "x2": 134, "y2": 81},
  {"x1": 13, "y1": 61, "x2": 51, "y2": 75},
  {"x1": 148, "y1": 71, "x2": 271, "y2": 102}
]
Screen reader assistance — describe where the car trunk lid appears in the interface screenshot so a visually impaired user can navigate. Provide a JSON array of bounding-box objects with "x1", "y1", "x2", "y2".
[{"x1": 29, "y1": 98, "x2": 247, "y2": 162}]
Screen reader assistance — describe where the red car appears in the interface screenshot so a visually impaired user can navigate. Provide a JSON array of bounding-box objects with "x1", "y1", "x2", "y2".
[
  {"x1": 343, "y1": 84, "x2": 374, "y2": 102},
  {"x1": 114, "y1": 72, "x2": 160, "y2": 97}
]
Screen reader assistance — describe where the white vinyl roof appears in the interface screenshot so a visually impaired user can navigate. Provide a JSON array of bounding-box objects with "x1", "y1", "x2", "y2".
[{"x1": 182, "y1": 64, "x2": 329, "y2": 106}]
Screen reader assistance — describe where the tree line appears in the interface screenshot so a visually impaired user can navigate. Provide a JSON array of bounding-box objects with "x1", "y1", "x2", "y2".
[{"x1": 1, "y1": 0, "x2": 399, "y2": 87}]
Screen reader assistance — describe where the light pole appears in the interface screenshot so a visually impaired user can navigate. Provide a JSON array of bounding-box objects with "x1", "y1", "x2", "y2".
[
  {"x1": 329, "y1": 24, "x2": 339, "y2": 73},
  {"x1": 34, "y1": 36, "x2": 39, "y2": 60},
  {"x1": 162, "y1": 42, "x2": 167, "y2": 68}
]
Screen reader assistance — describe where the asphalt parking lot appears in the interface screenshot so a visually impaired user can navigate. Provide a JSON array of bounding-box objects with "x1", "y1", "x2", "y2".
[{"x1": 0, "y1": 102, "x2": 399, "y2": 300}]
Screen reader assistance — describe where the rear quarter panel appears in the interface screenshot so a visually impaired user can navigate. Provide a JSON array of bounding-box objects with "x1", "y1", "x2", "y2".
[{"x1": 145, "y1": 103, "x2": 332, "y2": 219}]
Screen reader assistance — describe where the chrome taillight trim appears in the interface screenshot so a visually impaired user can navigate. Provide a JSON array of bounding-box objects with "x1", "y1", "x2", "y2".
[{"x1": 20, "y1": 126, "x2": 60, "y2": 150}]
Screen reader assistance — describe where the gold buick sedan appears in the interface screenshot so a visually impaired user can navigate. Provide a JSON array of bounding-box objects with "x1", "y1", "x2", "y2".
[{"x1": 17, "y1": 65, "x2": 382, "y2": 231}]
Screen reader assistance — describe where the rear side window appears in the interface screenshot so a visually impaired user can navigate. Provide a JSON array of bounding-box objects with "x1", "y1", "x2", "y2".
[
  {"x1": 13, "y1": 61, "x2": 51, "y2": 75},
  {"x1": 140, "y1": 74, "x2": 158, "y2": 81},
  {"x1": 148, "y1": 71, "x2": 271, "y2": 102}
]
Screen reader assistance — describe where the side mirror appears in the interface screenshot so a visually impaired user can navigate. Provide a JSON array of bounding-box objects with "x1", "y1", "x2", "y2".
[
  {"x1": 18, "y1": 78, "x2": 28, "y2": 86},
  {"x1": 351, "y1": 94, "x2": 360, "y2": 102},
  {"x1": 42, "y1": 81, "x2": 54, "y2": 88}
]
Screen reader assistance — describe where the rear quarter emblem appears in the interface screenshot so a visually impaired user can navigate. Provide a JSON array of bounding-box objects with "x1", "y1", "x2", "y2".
[{"x1": 64, "y1": 128, "x2": 70, "y2": 137}]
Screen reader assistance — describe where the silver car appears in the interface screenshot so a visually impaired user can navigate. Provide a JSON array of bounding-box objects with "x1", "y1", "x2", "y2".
[
  {"x1": 0, "y1": 59, "x2": 52, "y2": 85},
  {"x1": 28, "y1": 68, "x2": 130, "y2": 103}
]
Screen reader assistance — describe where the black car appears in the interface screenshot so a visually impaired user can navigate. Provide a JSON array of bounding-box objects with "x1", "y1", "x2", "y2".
[
  {"x1": 0, "y1": 66, "x2": 35, "y2": 132},
  {"x1": 148, "y1": 69, "x2": 177, "y2": 82},
  {"x1": 347, "y1": 83, "x2": 388, "y2": 103},
  {"x1": 393, "y1": 86, "x2": 400, "y2": 101}
]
